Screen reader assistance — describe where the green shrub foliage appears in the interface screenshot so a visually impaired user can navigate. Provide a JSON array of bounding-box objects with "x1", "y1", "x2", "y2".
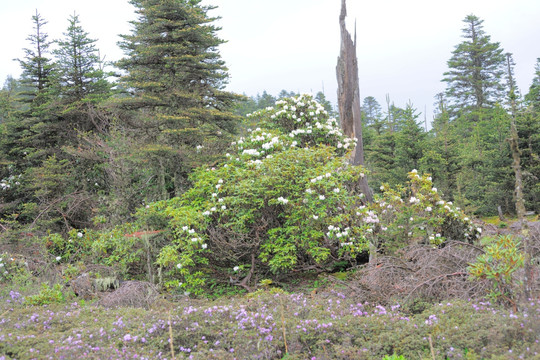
[
  {"x1": 468, "y1": 235, "x2": 524, "y2": 303},
  {"x1": 137, "y1": 95, "x2": 366, "y2": 294},
  {"x1": 371, "y1": 170, "x2": 481, "y2": 255},
  {"x1": 24, "y1": 283, "x2": 66, "y2": 306},
  {"x1": 126, "y1": 95, "x2": 479, "y2": 295}
]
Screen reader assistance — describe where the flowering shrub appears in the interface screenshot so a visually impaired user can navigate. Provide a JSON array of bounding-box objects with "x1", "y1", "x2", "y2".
[
  {"x1": 89, "y1": 224, "x2": 150, "y2": 277},
  {"x1": 365, "y1": 170, "x2": 482, "y2": 255},
  {"x1": 136, "y1": 95, "x2": 369, "y2": 294},
  {"x1": 44, "y1": 229, "x2": 92, "y2": 263},
  {"x1": 96, "y1": 95, "x2": 481, "y2": 296}
]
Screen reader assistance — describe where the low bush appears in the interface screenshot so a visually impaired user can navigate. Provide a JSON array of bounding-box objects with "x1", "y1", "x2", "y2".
[
  {"x1": 23, "y1": 282, "x2": 66, "y2": 306},
  {"x1": 1, "y1": 289, "x2": 538, "y2": 359},
  {"x1": 468, "y1": 234, "x2": 524, "y2": 305}
]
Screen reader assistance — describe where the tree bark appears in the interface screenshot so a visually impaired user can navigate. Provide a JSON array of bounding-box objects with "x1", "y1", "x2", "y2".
[
  {"x1": 506, "y1": 53, "x2": 532, "y2": 300},
  {"x1": 336, "y1": 0, "x2": 372, "y2": 202}
]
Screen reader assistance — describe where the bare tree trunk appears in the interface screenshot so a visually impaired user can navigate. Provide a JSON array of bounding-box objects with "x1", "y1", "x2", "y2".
[
  {"x1": 336, "y1": 0, "x2": 372, "y2": 202},
  {"x1": 506, "y1": 53, "x2": 532, "y2": 300},
  {"x1": 386, "y1": 94, "x2": 393, "y2": 133}
]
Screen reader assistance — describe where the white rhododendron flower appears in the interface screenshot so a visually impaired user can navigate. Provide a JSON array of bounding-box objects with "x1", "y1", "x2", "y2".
[{"x1": 277, "y1": 197, "x2": 289, "y2": 204}]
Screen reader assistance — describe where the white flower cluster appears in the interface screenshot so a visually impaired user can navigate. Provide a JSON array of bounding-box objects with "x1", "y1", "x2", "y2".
[
  {"x1": 289, "y1": 128, "x2": 312, "y2": 137},
  {"x1": 362, "y1": 210, "x2": 379, "y2": 224},
  {"x1": 310, "y1": 173, "x2": 332, "y2": 183},
  {"x1": 0, "y1": 180, "x2": 10, "y2": 190},
  {"x1": 1, "y1": 175, "x2": 21, "y2": 191},
  {"x1": 428, "y1": 233, "x2": 442, "y2": 242},
  {"x1": 0, "y1": 255, "x2": 9, "y2": 276},
  {"x1": 261, "y1": 136, "x2": 280, "y2": 150},
  {"x1": 409, "y1": 196, "x2": 420, "y2": 204},
  {"x1": 242, "y1": 149, "x2": 261, "y2": 157},
  {"x1": 235, "y1": 129, "x2": 286, "y2": 166},
  {"x1": 204, "y1": 187, "x2": 227, "y2": 215},
  {"x1": 277, "y1": 196, "x2": 289, "y2": 204},
  {"x1": 181, "y1": 225, "x2": 208, "y2": 249},
  {"x1": 327, "y1": 225, "x2": 351, "y2": 244},
  {"x1": 244, "y1": 94, "x2": 355, "y2": 157}
]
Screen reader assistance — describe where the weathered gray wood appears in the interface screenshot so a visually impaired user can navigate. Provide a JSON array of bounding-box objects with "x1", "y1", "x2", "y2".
[
  {"x1": 506, "y1": 53, "x2": 532, "y2": 300},
  {"x1": 336, "y1": 0, "x2": 372, "y2": 202},
  {"x1": 497, "y1": 205, "x2": 506, "y2": 221}
]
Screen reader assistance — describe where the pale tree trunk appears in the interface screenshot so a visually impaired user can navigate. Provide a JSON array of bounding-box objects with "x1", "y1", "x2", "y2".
[
  {"x1": 506, "y1": 53, "x2": 532, "y2": 300},
  {"x1": 336, "y1": 0, "x2": 373, "y2": 203},
  {"x1": 336, "y1": 0, "x2": 375, "y2": 263}
]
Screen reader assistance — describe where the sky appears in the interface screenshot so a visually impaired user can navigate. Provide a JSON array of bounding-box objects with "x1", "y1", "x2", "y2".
[{"x1": 1, "y1": 0, "x2": 539, "y2": 123}]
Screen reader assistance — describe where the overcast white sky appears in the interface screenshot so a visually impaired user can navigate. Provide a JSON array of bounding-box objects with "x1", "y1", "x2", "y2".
[{"x1": 1, "y1": 0, "x2": 539, "y2": 122}]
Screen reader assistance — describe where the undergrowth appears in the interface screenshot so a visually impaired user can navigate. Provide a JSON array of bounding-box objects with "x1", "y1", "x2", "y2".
[{"x1": 1, "y1": 287, "x2": 539, "y2": 360}]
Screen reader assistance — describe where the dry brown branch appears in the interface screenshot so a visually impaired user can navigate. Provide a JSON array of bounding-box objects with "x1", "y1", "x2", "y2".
[
  {"x1": 279, "y1": 295, "x2": 289, "y2": 355},
  {"x1": 404, "y1": 272, "x2": 468, "y2": 302},
  {"x1": 168, "y1": 311, "x2": 176, "y2": 360},
  {"x1": 349, "y1": 241, "x2": 492, "y2": 303},
  {"x1": 97, "y1": 281, "x2": 159, "y2": 309},
  {"x1": 428, "y1": 335, "x2": 436, "y2": 360}
]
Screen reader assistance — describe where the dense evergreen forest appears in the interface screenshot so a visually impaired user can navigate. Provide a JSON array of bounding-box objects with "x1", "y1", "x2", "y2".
[{"x1": 2, "y1": 8, "x2": 538, "y2": 238}]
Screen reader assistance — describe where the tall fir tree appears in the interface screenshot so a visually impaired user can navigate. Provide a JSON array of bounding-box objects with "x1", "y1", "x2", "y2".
[
  {"x1": 1, "y1": 12, "x2": 57, "y2": 226},
  {"x1": 0, "y1": 77, "x2": 20, "y2": 123},
  {"x1": 525, "y1": 58, "x2": 540, "y2": 111},
  {"x1": 361, "y1": 96, "x2": 384, "y2": 134},
  {"x1": 420, "y1": 94, "x2": 460, "y2": 200},
  {"x1": 442, "y1": 14, "x2": 506, "y2": 116},
  {"x1": 519, "y1": 58, "x2": 540, "y2": 213},
  {"x1": 394, "y1": 103, "x2": 426, "y2": 177},
  {"x1": 0, "y1": 13, "x2": 114, "y2": 232},
  {"x1": 255, "y1": 91, "x2": 276, "y2": 110},
  {"x1": 7, "y1": 11, "x2": 56, "y2": 166},
  {"x1": 314, "y1": 91, "x2": 335, "y2": 117},
  {"x1": 115, "y1": 0, "x2": 242, "y2": 200},
  {"x1": 53, "y1": 12, "x2": 112, "y2": 133},
  {"x1": 16, "y1": 10, "x2": 55, "y2": 104}
]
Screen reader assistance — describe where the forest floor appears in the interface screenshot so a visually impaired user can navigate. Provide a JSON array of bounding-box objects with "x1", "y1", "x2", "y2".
[{"x1": 1, "y1": 219, "x2": 539, "y2": 360}]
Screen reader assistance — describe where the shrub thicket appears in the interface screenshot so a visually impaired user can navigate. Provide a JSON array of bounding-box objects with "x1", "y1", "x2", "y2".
[{"x1": 39, "y1": 95, "x2": 480, "y2": 296}]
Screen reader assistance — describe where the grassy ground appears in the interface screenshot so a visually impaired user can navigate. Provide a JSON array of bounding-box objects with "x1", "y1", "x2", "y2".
[
  {"x1": 481, "y1": 214, "x2": 539, "y2": 228},
  {"x1": 1, "y1": 280, "x2": 540, "y2": 360}
]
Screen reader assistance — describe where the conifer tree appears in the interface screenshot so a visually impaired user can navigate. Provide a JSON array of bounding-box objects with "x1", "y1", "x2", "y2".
[
  {"x1": 314, "y1": 91, "x2": 335, "y2": 117},
  {"x1": 420, "y1": 94, "x2": 460, "y2": 199},
  {"x1": 519, "y1": 58, "x2": 540, "y2": 213},
  {"x1": 0, "y1": 77, "x2": 20, "y2": 123},
  {"x1": 256, "y1": 91, "x2": 276, "y2": 109},
  {"x1": 525, "y1": 58, "x2": 540, "y2": 111},
  {"x1": 116, "y1": 0, "x2": 241, "y2": 199},
  {"x1": 1, "y1": 12, "x2": 57, "y2": 226},
  {"x1": 54, "y1": 13, "x2": 111, "y2": 105},
  {"x1": 6, "y1": 11, "x2": 56, "y2": 165},
  {"x1": 16, "y1": 10, "x2": 55, "y2": 104},
  {"x1": 0, "y1": 13, "x2": 113, "y2": 232},
  {"x1": 365, "y1": 127, "x2": 397, "y2": 186},
  {"x1": 394, "y1": 103, "x2": 426, "y2": 177},
  {"x1": 361, "y1": 96, "x2": 383, "y2": 133},
  {"x1": 442, "y1": 14, "x2": 506, "y2": 115}
]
